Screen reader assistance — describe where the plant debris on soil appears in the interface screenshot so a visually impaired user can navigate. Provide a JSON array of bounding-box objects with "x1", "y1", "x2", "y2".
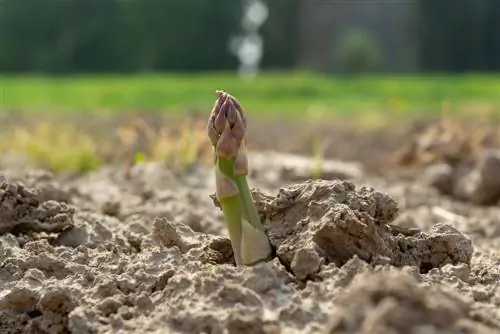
[{"x1": 1, "y1": 117, "x2": 500, "y2": 334}]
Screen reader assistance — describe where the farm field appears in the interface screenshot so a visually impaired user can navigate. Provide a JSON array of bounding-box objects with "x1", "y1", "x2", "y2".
[
  {"x1": 1, "y1": 73, "x2": 500, "y2": 117},
  {"x1": 1, "y1": 74, "x2": 500, "y2": 333}
]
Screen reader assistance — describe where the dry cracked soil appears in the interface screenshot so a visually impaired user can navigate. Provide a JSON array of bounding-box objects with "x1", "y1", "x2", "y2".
[{"x1": 1, "y1": 143, "x2": 500, "y2": 334}]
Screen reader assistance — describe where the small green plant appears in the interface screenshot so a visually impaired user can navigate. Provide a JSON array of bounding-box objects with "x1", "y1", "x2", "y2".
[
  {"x1": 311, "y1": 135, "x2": 324, "y2": 179},
  {"x1": 117, "y1": 117, "x2": 212, "y2": 172},
  {"x1": 4, "y1": 122, "x2": 102, "y2": 173},
  {"x1": 162, "y1": 120, "x2": 208, "y2": 170},
  {"x1": 134, "y1": 152, "x2": 147, "y2": 164},
  {"x1": 207, "y1": 90, "x2": 272, "y2": 266}
]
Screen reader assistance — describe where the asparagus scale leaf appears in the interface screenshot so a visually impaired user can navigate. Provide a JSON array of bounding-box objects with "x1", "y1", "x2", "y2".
[{"x1": 207, "y1": 90, "x2": 272, "y2": 266}]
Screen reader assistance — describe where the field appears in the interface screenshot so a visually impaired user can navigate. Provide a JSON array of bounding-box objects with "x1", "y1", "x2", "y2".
[
  {"x1": 1, "y1": 73, "x2": 500, "y2": 333},
  {"x1": 2, "y1": 73, "x2": 500, "y2": 116}
]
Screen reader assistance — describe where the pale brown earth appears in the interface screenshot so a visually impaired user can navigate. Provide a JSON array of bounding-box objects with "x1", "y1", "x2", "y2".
[{"x1": 1, "y1": 117, "x2": 500, "y2": 334}]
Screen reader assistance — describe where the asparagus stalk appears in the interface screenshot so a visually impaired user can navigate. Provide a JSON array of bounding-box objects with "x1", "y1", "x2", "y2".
[{"x1": 207, "y1": 90, "x2": 272, "y2": 266}]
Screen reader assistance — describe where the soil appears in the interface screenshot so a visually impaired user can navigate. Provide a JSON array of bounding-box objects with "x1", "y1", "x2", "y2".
[{"x1": 1, "y1": 116, "x2": 500, "y2": 334}]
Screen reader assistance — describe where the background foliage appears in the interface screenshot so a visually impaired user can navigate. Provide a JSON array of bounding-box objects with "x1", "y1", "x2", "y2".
[{"x1": 0, "y1": 0, "x2": 498, "y2": 73}]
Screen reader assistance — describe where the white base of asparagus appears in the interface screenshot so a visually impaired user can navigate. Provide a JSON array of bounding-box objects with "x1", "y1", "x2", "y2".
[{"x1": 238, "y1": 219, "x2": 272, "y2": 266}]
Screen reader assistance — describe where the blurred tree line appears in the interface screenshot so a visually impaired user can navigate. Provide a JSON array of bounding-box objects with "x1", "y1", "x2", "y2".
[
  {"x1": 418, "y1": 0, "x2": 500, "y2": 71},
  {"x1": 0, "y1": 0, "x2": 498, "y2": 73}
]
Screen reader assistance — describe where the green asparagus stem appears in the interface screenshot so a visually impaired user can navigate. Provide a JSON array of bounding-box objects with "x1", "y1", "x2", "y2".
[
  {"x1": 216, "y1": 156, "x2": 244, "y2": 265},
  {"x1": 207, "y1": 90, "x2": 272, "y2": 266}
]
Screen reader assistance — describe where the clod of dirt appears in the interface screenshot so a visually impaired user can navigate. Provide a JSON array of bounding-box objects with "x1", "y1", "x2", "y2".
[
  {"x1": 68, "y1": 162, "x2": 226, "y2": 236},
  {"x1": 452, "y1": 149, "x2": 500, "y2": 204},
  {"x1": 249, "y1": 151, "x2": 363, "y2": 187},
  {"x1": 424, "y1": 163, "x2": 454, "y2": 194},
  {"x1": 393, "y1": 117, "x2": 483, "y2": 167},
  {"x1": 137, "y1": 259, "x2": 298, "y2": 334},
  {"x1": 2, "y1": 170, "x2": 73, "y2": 204},
  {"x1": 290, "y1": 247, "x2": 323, "y2": 280},
  {"x1": 323, "y1": 268, "x2": 494, "y2": 334},
  {"x1": 101, "y1": 200, "x2": 121, "y2": 217},
  {"x1": 0, "y1": 269, "x2": 77, "y2": 333},
  {"x1": 153, "y1": 217, "x2": 234, "y2": 265},
  {"x1": 424, "y1": 149, "x2": 500, "y2": 205},
  {"x1": 0, "y1": 309, "x2": 31, "y2": 334},
  {"x1": 225, "y1": 311, "x2": 281, "y2": 334},
  {"x1": 54, "y1": 211, "x2": 140, "y2": 250},
  {"x1": 0, "y1": 181, "x2": 74, "y2": 235},
  {"x1": 250, "y1": 179, "x2": 473, "y2": 276}
]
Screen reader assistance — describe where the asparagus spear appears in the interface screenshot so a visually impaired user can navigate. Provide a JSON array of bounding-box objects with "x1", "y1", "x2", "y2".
[{"x1": 207, "y1": 90, "x2": 272, "y2": 266}]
